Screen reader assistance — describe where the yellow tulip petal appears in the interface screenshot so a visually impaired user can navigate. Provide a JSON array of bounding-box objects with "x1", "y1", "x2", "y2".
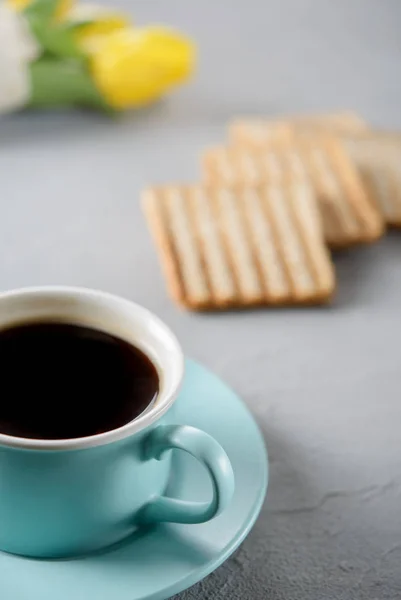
[
  {"x1": 90, "y1": 27, "x2": 196, "y2": 109},
  {"x1": 55, "y1": 0, "x2": 72, "y2": 20},
  {"x1": 66, "y1": 4, "x2": 129, "y2": 52}
]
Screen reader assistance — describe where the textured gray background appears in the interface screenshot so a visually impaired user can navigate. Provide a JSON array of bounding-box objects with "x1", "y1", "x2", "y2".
[{"x1": 2, "y1": 0, "x2": 401, "y2": 598}]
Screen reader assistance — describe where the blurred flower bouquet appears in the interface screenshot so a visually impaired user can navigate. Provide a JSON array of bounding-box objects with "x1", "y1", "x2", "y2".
[{"x1": 1, "y1": 0, "x2": 196, "y2": 113}]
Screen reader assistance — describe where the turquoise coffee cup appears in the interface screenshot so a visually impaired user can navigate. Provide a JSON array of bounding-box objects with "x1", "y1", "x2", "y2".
[{"x1": 0, "y1": 287, "x2": 235, "y2": 558}]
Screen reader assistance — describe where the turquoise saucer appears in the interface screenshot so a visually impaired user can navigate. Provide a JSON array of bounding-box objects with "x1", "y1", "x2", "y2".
[{"x1": 0, "y1": 360, "x2": 268, "y2": 600}]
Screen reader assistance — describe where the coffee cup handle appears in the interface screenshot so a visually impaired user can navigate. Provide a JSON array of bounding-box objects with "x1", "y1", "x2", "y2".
[{"x1": 140, "y1": 425, "x2": 235, "y2": 524}]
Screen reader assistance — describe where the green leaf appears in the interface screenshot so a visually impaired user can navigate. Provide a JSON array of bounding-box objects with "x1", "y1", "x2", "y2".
[
  {"x1": 28, "y1": 58, "x2": 114, "y2": 113},
  {"x1": 26, "y1": 16, "x2": 85, "y2": 60},
  {"x1": 62, "y1": 20, "x2": 95, "y2": 32},
  {"x1": 23, "y1": 0, "x2": 59, "y2": 21}
]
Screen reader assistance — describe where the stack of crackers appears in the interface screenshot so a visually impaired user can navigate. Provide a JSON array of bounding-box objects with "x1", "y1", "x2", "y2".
[{"x1": 142, "y1": 111, "x2": 401, "y2": 311}]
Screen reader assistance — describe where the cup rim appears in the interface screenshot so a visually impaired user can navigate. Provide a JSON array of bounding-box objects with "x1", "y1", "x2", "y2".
[{"x1": 0, "y1": 286, "x2": 184, "y2": 452}]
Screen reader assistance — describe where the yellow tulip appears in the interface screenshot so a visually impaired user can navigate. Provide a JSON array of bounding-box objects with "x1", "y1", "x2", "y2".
[
  {"x1": 90, "y1": 26, "x2": 196, "y2": 109},
  {"x1": 8, "y1": 0, "x2": 72, "y2": 20},
  {"x1": 67, "y1": 4, "x2": 129, "y2": 53}
]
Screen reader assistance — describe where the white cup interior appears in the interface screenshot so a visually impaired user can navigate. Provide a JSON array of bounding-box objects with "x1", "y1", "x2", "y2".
[{"x1": 0, "y1": 287, "x2": 184, "y2": 450}]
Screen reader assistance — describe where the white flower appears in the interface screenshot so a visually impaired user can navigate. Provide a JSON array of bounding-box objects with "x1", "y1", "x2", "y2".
[
  {"x1": 0, "y1": 4, "x2": 39, "y2": 114},
  {"x1": 67, "y1": 3, "x2": 121, "y2": 21}
]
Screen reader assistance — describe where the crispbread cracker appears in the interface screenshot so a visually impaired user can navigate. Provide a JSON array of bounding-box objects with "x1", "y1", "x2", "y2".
[
  {"x1": 343, "y1": 133, "x2": 401, "y2": 227},
  {"x1": 293, "y1": 134, "x2": 385, "y2": 246},
  {"x1": 203, "y1": 134, "x2": 385, "y2": 247},
  {"x1": 288, "y1": 111, "x2": 367, "y2": 130},
  {"x1": 142, "y1": 184, "x2": 335, "y2": 310},
  {"x1": 230, "y1": 111, "x2": 367, "y2": 149},
  {"x1": 203, "y1": 145, "x2": 307, "y2": 187}
]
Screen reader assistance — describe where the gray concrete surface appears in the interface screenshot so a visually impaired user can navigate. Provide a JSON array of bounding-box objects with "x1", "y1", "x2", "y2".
[{"x1": 1, "y1": 0, "x2": 401, "y2": 597}]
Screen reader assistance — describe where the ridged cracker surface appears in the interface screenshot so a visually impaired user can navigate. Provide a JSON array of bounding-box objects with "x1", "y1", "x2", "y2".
[
  {"x1": 295, "y1": 135, "x2": 385, "y2": 246},
  {"x1": 142, "y1": 184, "x2": 335, "y2": 310},
  {"x1": 203, "y1": 136, "x2": 384, "y2": 247},
  {"x1": 344, "y1": 132, "x2": 401, "y2": 227},
  {"x1": 229, "y1": 111, "x2": 367, "y2": 149}
]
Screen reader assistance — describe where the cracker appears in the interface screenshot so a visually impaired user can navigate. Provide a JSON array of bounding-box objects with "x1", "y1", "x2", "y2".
[
  {"x1": 287, "y1": 111, "x2": 367, "y2": 131},
  {"x1": 142, "y1": 184, "x2": 335, "y2": 310},
  {"x1": 343, "y1": 133, "x2": 401, "y2": 227},
  {"x1": 297, "y1": 135, "x2": 385, "y2": 246},
  {"x1": 203, "y1": 145, "x2": 307, "y2": 187},
  {"x1": 229, "y1": 111, "x2": 367, "y2": 149},
  {"x1": 203, "y1": 135, "x2": 384, "y2": 247}
]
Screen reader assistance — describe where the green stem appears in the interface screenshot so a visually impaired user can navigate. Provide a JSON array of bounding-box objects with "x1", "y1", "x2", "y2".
[{"x1": 28, "y1": 59, "x2": 113, "y2": 112}]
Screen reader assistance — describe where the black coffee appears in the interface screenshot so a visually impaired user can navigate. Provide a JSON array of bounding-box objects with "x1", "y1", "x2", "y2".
[{"x1": 0, "y1": 322, "x2": 159, "y2": 440}]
